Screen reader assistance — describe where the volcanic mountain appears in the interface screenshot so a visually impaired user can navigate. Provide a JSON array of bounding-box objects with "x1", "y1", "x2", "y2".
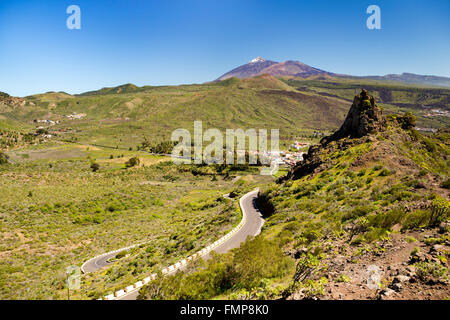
[
  {"x1": 216, "y1": 57, "x2": 332, "y2": 81},
  {"x1": 216, "y1": 57, "x2": 450, "y2": 87}
]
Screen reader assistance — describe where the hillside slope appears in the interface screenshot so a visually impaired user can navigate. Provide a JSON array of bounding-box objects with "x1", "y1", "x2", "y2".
[
  {"x1": 0, "y1": 76, "x2": 351, "y2": 148},
  {"x1": 137, "y1": 90, "x2": 449, "y2": 300},
  {"x1": 1, "y1": 76, "x2": 449, "y2": 151}
]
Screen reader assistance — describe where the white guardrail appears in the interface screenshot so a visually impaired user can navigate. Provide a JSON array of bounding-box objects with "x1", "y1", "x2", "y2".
[{"x1": 96, "y1": 189, "x2": 257, "y2": 300}]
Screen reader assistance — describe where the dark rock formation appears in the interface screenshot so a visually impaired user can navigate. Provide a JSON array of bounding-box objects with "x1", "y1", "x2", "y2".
[
  {"x1": 320, "y1": 89, "x2": 385, "y2": 145},
  {"x1": 280, "y1": 89, "x2": 385, "y2": 182}
]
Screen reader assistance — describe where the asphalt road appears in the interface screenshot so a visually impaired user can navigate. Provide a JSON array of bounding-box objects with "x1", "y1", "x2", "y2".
[
  {"x1": 81, "y1": 250, "x2": 118, "y2": 274},
  {"x1": 82, "y1": 188, "x2": 264, "y2": 300}
]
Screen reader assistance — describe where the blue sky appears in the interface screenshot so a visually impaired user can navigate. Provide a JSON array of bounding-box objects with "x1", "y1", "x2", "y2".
[{"x1": 0, "y1": 0, "x2": 449, "y2": 96}]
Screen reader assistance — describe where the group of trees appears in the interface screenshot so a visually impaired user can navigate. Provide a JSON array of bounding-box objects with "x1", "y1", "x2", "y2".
[{"x1": 138, "y1": 138, "x2": 176, "y2": 155}]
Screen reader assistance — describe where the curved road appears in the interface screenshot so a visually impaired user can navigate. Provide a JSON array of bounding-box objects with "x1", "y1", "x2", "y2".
[{"x1": 81, "y1": 189, "x2": 264, "y2": 300}]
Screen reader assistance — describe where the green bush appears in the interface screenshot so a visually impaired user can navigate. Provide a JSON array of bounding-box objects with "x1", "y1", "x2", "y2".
[
  {"x1": 428, "y1": 196, "x2": 449, "y2": 227},
  {"x1": 125, "y1": 157, "x2": 140, "y2": 168},
  {"x1": 138, "y1": 237, "x2": 294, "y2": 300},
  {"x1": 0, "y1": 152, "x2": 9, "y2": 165},
  {"x1": 367, "y1": 207, "x2": 404, "y2": 229},
  {"x1": 342, "y1": 205, "x2": 373, "y2": 221},
  {"x1": 415, "y1": 261, "x2": 448, "y2": 282},
  {"x1": 90, "y1": 162, "x2": 100, "y2": 172},
  {"x1": 396, "y1": 112, "x2": 416, "y2": 130},
  {"x1": 441, "y1": 178, "x2": 450, "y2": 189},
  {"x1": 402, "y1": 209, "x2": 430, "y2": 231}
]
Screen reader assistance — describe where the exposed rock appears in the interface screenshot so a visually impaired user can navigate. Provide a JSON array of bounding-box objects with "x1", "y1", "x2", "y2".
[
  {"x1": 281, "y1": 89, "x2": 386, "y2": 181},
  {"x1": 379, "y1": 288, "x2": 395, "y2": 299},
  {"x1": 390, "y1": 283, "x2": 403, "y2": 292},
  {"x1": 393, "y1": 275, "x2": 410, "y2": 284},
  {"x1": 321, "y1": 89, "x2": 385, "y2": 145},
  {"x1": 438, "y1": 222, "x2": 450, "y2": 234},
  {"x1": 430, "y1": 244, "x2": 444, "y2": 254}
]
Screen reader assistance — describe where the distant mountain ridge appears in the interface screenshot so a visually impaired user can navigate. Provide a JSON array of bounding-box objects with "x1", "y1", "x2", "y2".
[
  {"x1": 216, "y1": 57, "x2": 450, "y2": 87},
  {"x1": 360, "y1": 73, "x2": 450, "y2": 88}
]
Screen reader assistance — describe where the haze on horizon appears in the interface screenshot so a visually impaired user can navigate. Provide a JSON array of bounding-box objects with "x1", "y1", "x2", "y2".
[{"x1": 0, "y1": 0, "x2": 449, "y2": 97}]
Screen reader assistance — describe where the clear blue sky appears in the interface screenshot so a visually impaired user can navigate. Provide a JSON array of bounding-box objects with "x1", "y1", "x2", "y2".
[{"x1": 1, "y1": 0, "x2": 449, "y2": 96}]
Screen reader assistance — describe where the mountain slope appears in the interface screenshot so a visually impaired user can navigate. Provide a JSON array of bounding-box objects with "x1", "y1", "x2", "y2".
[
  {"x1": 1, "y1": 75, "x2": 449, "y2": 151},
  {"x1": 216, "y1": 57, "x2": 331, "y2": 81},
  {"x1": 136, "y1": 89, "x2": 449, "y2": 301},
  {"x1": 216, "y1": 57, "x2": 278, "y2": 81},
  {"x1": 217, "y1": 58, "x2": 450, "y2": 88}
]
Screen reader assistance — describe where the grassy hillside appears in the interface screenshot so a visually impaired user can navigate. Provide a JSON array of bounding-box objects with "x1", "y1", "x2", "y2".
[
  {"x1": 2, "y1": 75, "x2": 449, "y2": 152},
  {"x1": 0, "y1": 139, "x2": 275, "y2": 299},
  {"x1": 282, "y1": 76, "x2": 450, "y2": 130},
  {"x1": 137, "y1": 90, "x2": 449, "y2": 300}
]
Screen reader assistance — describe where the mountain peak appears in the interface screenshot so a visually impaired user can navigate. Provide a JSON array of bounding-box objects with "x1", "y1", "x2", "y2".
[
  {"x1": 216, "y1": 58, "x2": 332, "y2": 81},
  {"x1": 249, "y1": 57, "x2": 265, "y2": 63}
]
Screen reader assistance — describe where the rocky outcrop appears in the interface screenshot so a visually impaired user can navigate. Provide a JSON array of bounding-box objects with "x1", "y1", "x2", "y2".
[
  {"x1": 320, "y1": 89, "x2": 385, "y2": 145},
  {"x1": 281, "y1": 89, "x2": 385, "y2": 181}
]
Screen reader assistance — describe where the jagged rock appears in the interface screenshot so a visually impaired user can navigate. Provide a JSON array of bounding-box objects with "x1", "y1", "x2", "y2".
[
  {"x1": 281, "y1": 89, "x2": 385, "y2": 181},
  {"x1": 293, "y1": 247, "x2": 308, "y2": 259},
  {"x1": 391, "y1": 283, "x2": 403, "y2": 292},
  {"x1": 393, "y1": 275, "x2": 410, "y2": 284},
  {"x1": 406, "y1": 266, "x2": 416, "y2": 273},
  {"x1": 379, "y1": 288, "x2": 395, "y2": 299},
  {"x1": 321, "y1": 89, "x2": 385, "y2": 145},
  {"x1": 430, "y1": 244, "x2": 444, "y2": 254}
]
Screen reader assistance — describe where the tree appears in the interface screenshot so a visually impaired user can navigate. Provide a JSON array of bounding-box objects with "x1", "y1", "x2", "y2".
[
  {"x1": 90, "y1": 162, "x2": 100, "y2": 172},
  {"x1": 125, "y1": 157, "x2": 140, "y2": 168}
]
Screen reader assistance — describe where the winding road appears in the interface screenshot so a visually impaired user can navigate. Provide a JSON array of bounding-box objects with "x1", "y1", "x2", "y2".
[{"x1": 81, "y1": 188, "x2": 264, "y2": 300}]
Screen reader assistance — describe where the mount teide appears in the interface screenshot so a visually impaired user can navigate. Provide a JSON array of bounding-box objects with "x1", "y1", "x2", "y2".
[
  {"x1": 216, "y1": 57, "x2": 332, "y2": 81},
  {"x1": 216, "y1": 57, "x2": 450, "y2": 87}
]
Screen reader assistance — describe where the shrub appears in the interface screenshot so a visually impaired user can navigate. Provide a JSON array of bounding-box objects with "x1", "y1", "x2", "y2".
[
  {"x1": 378, "y1": 168, "x2": 392, "y2": 176},
  {"x1": 402, "y1": 209, "x2": 431, "y2": 231},
  {"x1": 302, "y1": 278, "x2": 328, "y2": 298},
  {"x1": 232, "y1": 237, "x2": 293, "y2": 289},
  {"x1": 0, "y1": 152, "x2": 9, "y2": 165},
  {"x1": 396, "y1": 112, "x2": 416, "y2": 129},
  {"x1": 441, "y1": 178, "x2": 450, "y2": 189},
  {"x1": 90, "y1": 162, "x2": 100, "y2": 172},
  {"x1": 422, "y1": 137, "x2": 437, "y2": 153},
  {"x1": 342, "y1": 205, "x2": 373, "y2": 221},
  {"x1": 368, "y1": 207, "x2": 405, "y2": 230},
  {"x1": 405, "y1": 236, "x2": 417, "y2": 243},
  {"x1": 415, "y1": 261, "x2": 448, "y2": 282},
  {"x1": 336, "y1": 274, "x2": 351, "y2": 283},
  {"x1": 138, "y1": 237, "x2": 294, "y2": 300},
  {"x1": 428, "y1": 196, "x2": 449, "y2": 227},
  {"x1": 115, "y1": 250, "x2": 128, "y2": 259},
  {"x1": 424, "y1": 237, "x2": 445, "y2": 245},
  {"x1": 125, "y1": 157, "x2": 140, "y2": 168}
]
